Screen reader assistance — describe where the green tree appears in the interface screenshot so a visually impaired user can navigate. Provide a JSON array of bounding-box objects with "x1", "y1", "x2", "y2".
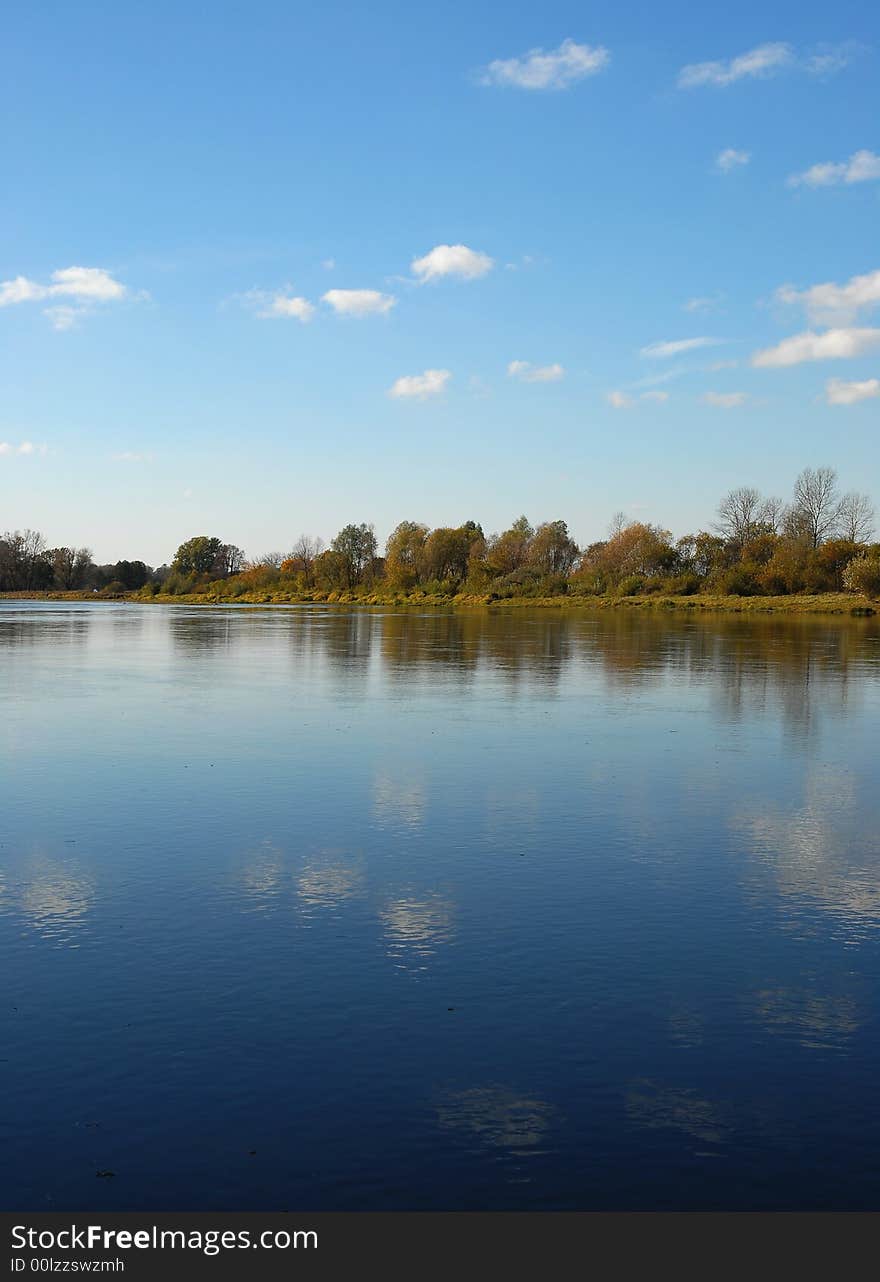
[
  {"x1": 330, "y1": 523, "x2": 378, "y2": 587},
  {"x1": 172, "y1": 536, "x2": 224, "y2": 576}
]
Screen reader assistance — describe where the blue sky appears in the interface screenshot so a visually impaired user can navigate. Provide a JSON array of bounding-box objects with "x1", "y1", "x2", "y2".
[{"x1": 2, "y1": 0, "x2": 878, "y2": 563}]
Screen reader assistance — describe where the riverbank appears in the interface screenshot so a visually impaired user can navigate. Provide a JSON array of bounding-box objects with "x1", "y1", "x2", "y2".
[{"x1": 2, "y1": 589, "x2": 876, "y2": 615}]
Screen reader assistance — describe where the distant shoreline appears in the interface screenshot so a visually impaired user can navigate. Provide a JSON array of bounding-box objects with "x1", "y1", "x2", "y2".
[{"x1": 2, "y1": 589, "x2": 876, "y2": 617}]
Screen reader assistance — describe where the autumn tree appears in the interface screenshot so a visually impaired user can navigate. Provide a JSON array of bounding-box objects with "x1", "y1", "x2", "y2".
[
  {"x1": 422, "y1": 522, "x2": 483, "y2": 583},
  {"x1": 527, "y1": 520, "x2": 579, "y2": 575},
  {"x1": 283, "y1": 535, "x2": 324, "y2": 585},
  {"x1": 385, "y1": 521, "x2": 429, "y2": 589},
  {"x1": 484, "y1": 516, "x2": 534, "y2": 577}
]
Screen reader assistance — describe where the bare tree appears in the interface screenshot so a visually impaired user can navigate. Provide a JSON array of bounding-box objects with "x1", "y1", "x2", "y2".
[
  {"x1": 790, "y1": 467, "x2": 841, "y2": 549},
  {"x1": 608, "y1": 511, "x2": 630, "y2": 539},
  {"x1": 716, "y1": 487, "x2": 762, "y2": 545},
  {"x1": 836, "y1": 492, "x2": 875, "y2": 544},
  {"x1": 757, "y1": 496, "x2": 785, "y2": 534},
  {"x1": 52, "y1": 546, "x2": 93, "y2": 589},
  {"x1": 288, "y1": 534, "x2": 324, "y2": 586}
]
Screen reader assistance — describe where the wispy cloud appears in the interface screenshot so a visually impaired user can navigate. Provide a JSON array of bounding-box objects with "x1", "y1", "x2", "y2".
[
  {"x1": 0, "y1": 440, "x2": 48, "y2": 457},
  {"x1": 606, "y1": 390, "x2": 634, "y2": 410},
  {"x1": 507, "y1": 360, "x2": 564, "y2": 383},
  {"x1": 640, "y1": 336, "x2": 722, "y2": 359},
  {"x1": 388, "y1": 369, "x2": 451, "y2": 400},
  {"x1": 410, "y1": 244, "x2": 494, "y2": 283},
  {"x1": 112, "y1": 451, "x2": 153, "y2": 463},
  {"x1": 478, "y1": 38, "x2": 610, "y2": 90},
  {"x1": 825, "y1": 377, "x2": 880, "y2": 405},
  {"x1": 683, "y1": 294, "x2": 725, "y2": 313},
  {"x1": 752, "y1": 327, "x2": 880, "y2": 367},
  {"x1": 322, "y1": 289, "x2": 396, "y2": 317},
  {"x1": 703, "y1": 391, "x2": 748, "y2": 408},
  {"x1": 678, "y1": 41, "x2": 855, "y2": 89},
  {"x1": 716, "y1": 148, "x2": 750, "y2": 173},
  {"x1": 678, "y1": 42, "x2": 793, "y2": 89},
  {"x1": 606, "y1": 389, "x2": 669, "y2": 409},
  {"x1": 787, "y1": 149, "x2": 880, "y2": 188},
  {"x1": 775, "y1": 268, "x2": 880, "y2": 325}
]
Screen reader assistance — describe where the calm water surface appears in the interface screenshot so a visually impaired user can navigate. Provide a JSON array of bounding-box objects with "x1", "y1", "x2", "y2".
[{"x1": 2, "y1": 601, "x2": 879, "y2": 1210}]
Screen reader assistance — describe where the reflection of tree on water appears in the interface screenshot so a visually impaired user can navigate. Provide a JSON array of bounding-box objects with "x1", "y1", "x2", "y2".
[
  {"x1": 377, "y1": 610, "x2": 574, "y2": 691},
  {"x1": 436, "y1": 1086, "x2": 555, "y2": 1155},
  {"x1": 0, "y1": 607, "x2": 90, "y2": 649}
]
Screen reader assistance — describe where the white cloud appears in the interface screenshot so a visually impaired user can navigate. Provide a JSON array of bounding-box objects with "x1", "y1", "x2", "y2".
[
  {"x1": 640, "y1": 336, "x2": 722, "y2": 359},
  {"x1": 322, "y1": 288, "x2": 396, "y2": 317},
  {"x1": 641, "y1": 390, "x2": 669, "y2": 403},
  {"x1": 113, "y1": 451, "x2": 153, "y2": 462},
  {"x1": 775, "y1": 269, "x2": 880, "y2": 325},
  {"x1": 507, "y1": 360, "x2": 564, "y2": 382},
  {"x1": 710, "y1": 359, "x2": 739, "y2": 370},
  {"x1": 703, "y1": 391, "x2": 748, "y2": 408},
  {"x1": 0, "y1": 441, "x2": 47, "y2": 457},
  {"x1": 716, "y1": 148, "x2": 750, "y2": 173},
  {"x1": 388, "y1": 369, "x2": 451, "y2": 400},
  {"x1": 0, "y1": 265, "x2": 128, "y2": 326},
  {"x1": 825, "y1": 377, "x2": 880, "y2": 406},
  {"x1": 411, "y1": 244, "x2": 494, "y2": 283},
  {"x1": 252, "y1": 291, "x2": 315, "y2": 322},
  {"x1": 321, "y1": 258, "x2": 336, "y2": 271},
  {"x1": 678, "y1": 42, "x2": 793, "y2": 89},
  {"x1": 606, "y1": 390, "x2": 634, "y2": 410},
  {"x1": 788, "y1": 149, "x2": 880, "y2": 188},
  {"x1": 479, "y1": 38, "x2": 610, "y2": 90},
  {"x1": 752, "y1": 327, "x2": 880, "y2": 367}
]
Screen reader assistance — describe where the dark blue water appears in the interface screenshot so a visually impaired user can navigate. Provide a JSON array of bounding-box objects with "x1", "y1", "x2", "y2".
[{"x1": 2, "y1": 601, "x2": 880, "y2": 1210}]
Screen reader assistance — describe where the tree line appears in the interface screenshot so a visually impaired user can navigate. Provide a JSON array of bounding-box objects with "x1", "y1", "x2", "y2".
[{"x1": 3, "y1": 467, "x2": 879, "y2": 601}]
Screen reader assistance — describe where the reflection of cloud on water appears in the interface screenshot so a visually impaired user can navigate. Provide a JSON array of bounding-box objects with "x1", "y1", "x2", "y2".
[
  {"x1": 372, "y1": 771, "x2": 425, "y2": 829},
  {"x1": 668, "y1": 1008, "x2": 705, "y2": 1048},
  {"x1": 238, "y1": 841, "x2": 364, "y2": 918},
  {"x1": 296, "y1": 853, "x2": 364, "y2": 914},
  {"x1": 1, "y1": 855, "x2": 94, "y2": 948},
  {"x1": 734, "y1": 767, "x2": 880, "y2": 935},
  {"x1": 378, "y1": 893, "x2": 454, "y2": 969},
  {"x1": 750, "y1": 988, "x2": 859, "y2": 1050},
  {"x1": 436, "y1": 1086, "x2": 555, "y2": 1156},
  {"x1": 238, "y1": 841, "x2": 285, "y2": 912},
  {"x1": 626, "y1": 1080, "x2": 729, "y2": 1146}
]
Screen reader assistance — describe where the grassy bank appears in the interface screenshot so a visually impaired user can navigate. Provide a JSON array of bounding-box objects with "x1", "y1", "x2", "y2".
[{"x1": 2, "y1": 588, "x2": 876, "y2": 615}]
